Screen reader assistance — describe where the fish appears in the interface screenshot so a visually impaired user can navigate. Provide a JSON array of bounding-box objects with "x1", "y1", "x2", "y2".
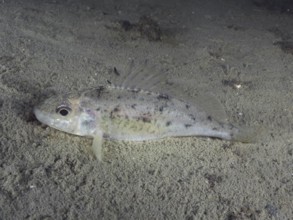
[{"x1": 34, "y1": 60, "x2": 254, "y2": 160}]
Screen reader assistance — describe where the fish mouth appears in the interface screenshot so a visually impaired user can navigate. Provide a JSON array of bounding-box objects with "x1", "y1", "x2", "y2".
[
  {"x1": 33, "y1": 107, "x2": 63, "y2": 131},
  {"x1": 33, "y1": 107, "x2": 53, "y2": 127},
  {"x1": 34, "y1": 107, "x2": 46, "y2": 125}
]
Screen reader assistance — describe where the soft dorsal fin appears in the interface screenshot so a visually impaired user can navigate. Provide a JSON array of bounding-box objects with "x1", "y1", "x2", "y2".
[
  {"x1": 166, "y1": 86, "x2": 228, "y2": 122},
  {"x1": 192, "y1": 93, "x2": 228, "y2": 122}
]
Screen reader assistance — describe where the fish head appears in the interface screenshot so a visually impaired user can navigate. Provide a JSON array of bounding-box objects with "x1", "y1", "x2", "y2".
[{"x1": 34, "y1": 93, "x2": 97, "y2": 136}]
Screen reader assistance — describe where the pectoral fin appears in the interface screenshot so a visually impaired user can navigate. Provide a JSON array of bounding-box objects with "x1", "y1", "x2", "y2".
[{"x1": 92, "y1": 131, "x2": 104, "y2": 161}]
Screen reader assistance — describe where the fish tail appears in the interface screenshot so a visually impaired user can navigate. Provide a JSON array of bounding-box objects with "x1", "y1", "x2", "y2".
[{"x1": 231, "y1": 126, "x2": 263, "y2": 143}]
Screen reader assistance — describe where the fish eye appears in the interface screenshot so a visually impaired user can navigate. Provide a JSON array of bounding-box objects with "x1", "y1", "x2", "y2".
[{"x1": 56, "y1": 106, "x2": 71, "y2": 116}]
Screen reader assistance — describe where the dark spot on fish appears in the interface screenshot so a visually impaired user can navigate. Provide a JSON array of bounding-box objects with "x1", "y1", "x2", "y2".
[
  {"x1": 131, "y1": 104, "x2": 137, "y2": 109},
  {"x1": 137, "y1": 112, "x2": 152, "y2": 123},
  {"x1": 212, "y1": 127, "x2": 218, "y2": 130},
  {"x1": 157, "y1": 94, "x2": 169, "y2": 100},
  {"x1": 219, "y1": 122, "x2": 225, "y2": 128},
  {"x1": 103, "y1": 133, "x2": 110, "y2": 139},
  {"x1": 131, "y1": 88, "x2": 141, "y2": 93},
  {"x1": 110, "y1": 106, "x2": 120, "y2": 119},
  {"x1": 143, "y1": 117, "x2": 151, "y2": 123},
  {"x1": 166, "y1": 81, "x2": 174, "y2": 86},
  {"x1": 185, "y1": 124, "x2": 192, "y2": 128},
  {"x1": 81, "y1": 120, "x2": 94, "y2": 128},
  {"x1": 166, "y1": 121, "x2": 172, "y2": 126},
  {"x1": 96, "y1": 86, "x2": 105, "y2": 97},
  {"x1": 113, "y1": 67, "x2": 120, "y2": 76},
  {"x1": 207, "y1": 116, "x2": 212, "y2": 121},
  {"x1": 137, "y1": 117, "x2": 151, "y2": 123},
  {"x1": 107, "y1": 80, "x2": 112, "y2": 85},
  {"x1": 227, "y1": 123, "x2": 234, "y2": 130},
  {"x1": 159, "y1": 106, "x2": 164, "y2": 112},
  {"x1": 185, "y1": 104, "x2": 190, "y2": 109},
  {"x1": 96, "y1": 107, "x2": 100, "y2": 111},
  {"x1": 230, "y1": 133, "x2": 234, "y2": 139},
  {"x1": 117, "y1": 96, "x2": 121, "y2": 99},
  {"x1": 113, "y1": 106, "x2": 120, "y2": 112},
  {"x1": 189, "y1": 114, "x2": 196, "y2": 121}
]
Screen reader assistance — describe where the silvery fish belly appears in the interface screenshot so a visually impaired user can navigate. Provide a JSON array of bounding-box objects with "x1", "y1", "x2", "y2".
[{"x1": 34, "y1": 61, "x2": 253, "y2": 160}]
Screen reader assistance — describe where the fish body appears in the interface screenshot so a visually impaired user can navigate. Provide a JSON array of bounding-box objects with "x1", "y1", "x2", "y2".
[
  {"x1": 35, "y1": 85, "x2": 238, "y2": 140},
  {"x1": 34, "y1": 62, "x2": 253, "y2": 160}
]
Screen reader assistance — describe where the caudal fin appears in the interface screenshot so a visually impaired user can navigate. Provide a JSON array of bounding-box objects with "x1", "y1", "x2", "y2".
[{"x1": 232, "y1": 126, "x2": 263, "y2": 143}]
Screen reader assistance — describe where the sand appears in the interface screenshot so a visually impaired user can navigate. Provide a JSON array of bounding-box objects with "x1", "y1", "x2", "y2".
[{"x1": 0, "y1": 0, "x2": 292, "y2": 219}]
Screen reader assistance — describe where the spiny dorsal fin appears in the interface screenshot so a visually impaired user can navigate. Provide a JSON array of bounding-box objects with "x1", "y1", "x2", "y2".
[{"x1": 108, "y1": 59, "x2": 168, "y2": 93}]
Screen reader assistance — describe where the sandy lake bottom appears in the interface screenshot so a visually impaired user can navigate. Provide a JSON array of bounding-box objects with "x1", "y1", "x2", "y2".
[{"x1": 0, "y1": 0, "x2": 292, "y2": 219}]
